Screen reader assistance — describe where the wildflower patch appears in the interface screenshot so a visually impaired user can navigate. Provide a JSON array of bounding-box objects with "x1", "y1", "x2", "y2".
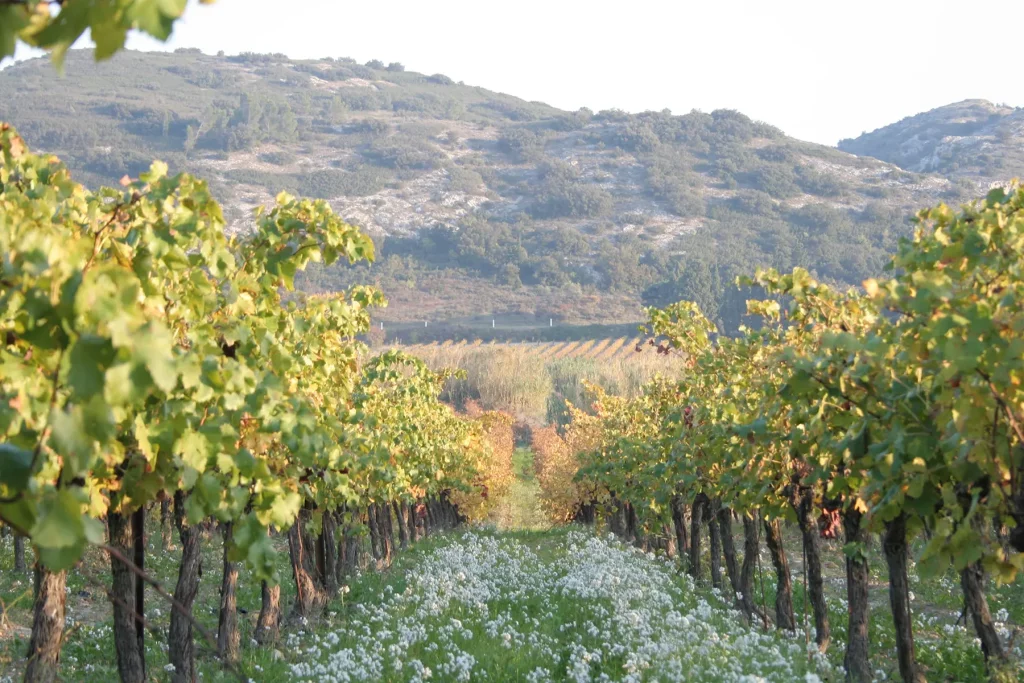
[{"x1": 287, "y1": 529, "x2": 827, "y2": 682}]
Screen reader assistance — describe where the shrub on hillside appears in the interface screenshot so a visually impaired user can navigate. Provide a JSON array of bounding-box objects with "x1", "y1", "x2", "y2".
[
  {"x1": 349, "y1": 65, "x2": 376, "y2": 80},
  {"x1": 497, "y1": 127, "x2": 544, "y2": 162},
  {"x1": 338, "y1": 89, "x2": 392, "y2": 111},
  {"x1": 747, "y1": 165, "x2": 799, "y2": 199},
  {"x1": 447, "y1": 166, "x2": 485, "y2": 194},
  {"x1": 297, "y1": 167, "x2": 387, "y2": 198},
  {"x1": 365, "y1": 137, "x2": 442, "y2": 170},
  {"x1": 610, "y1": 120, "x2": 661, "y2": 153},
  {"x1": 730, "y1": 190, "x2": 778, "y2": 216},
  {"x1": 260, "y1": 150, "x2": 297, "y2": 166},
  {"x1": 531, "y1": 162, "x2": 613, "y2": 219},
  {"x1": 547, "y1": 108, "x2": 593, "y2": 132},
  {"x1": 795, "y1": 166, "x2": 848, "y2": 197}
]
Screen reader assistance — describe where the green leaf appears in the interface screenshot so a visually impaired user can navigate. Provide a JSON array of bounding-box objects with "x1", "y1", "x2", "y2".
[
  {"x1": 67, "y1": 335, "x2": 115, "y2": 399},
  {"x1": 33, "y1": 0, "x2": 91, "y2": 67},
  {"x1": 126, "y1": 0, "x2": 187, "y2": 41},
  {"x1": 50, "y1": 408, "x2": 96, "y2": 480},
  {"x1": 30, "y1": 490, "x2": 84, "y2": 550},
  {"x1": 268, "y1": 491, "x2": 301, "y2": 529},
  {"x1": 36, "y1": 540, "x2": 87, "y2": 571},
  {"x1": 0, "y1": 443, "x2": 34, "y2": 493},
  {"x1": 104, "y1": 362, "x2": 134, "y2": 405},
  {"x1": 91, "y1": 21, "x2": 127, "y2": 61},
  {"x1": 0, "y1": 7, "x2": 26, "y2": 59},
  {"x1": 85, "y1": 0, "x2": 126, "y2": 60},
  {"x1": 0, "y1": 498, "x2": 36, "y2": 535},
  {"x1": 82, "y1": 515, "x2": 105, "y2": 544},
  {"x1": 132, "y1": 323, "x2": 177, "y2": 393},
  {"x1": 175, "y1": 429, "x2": 209, "y2": 488}
]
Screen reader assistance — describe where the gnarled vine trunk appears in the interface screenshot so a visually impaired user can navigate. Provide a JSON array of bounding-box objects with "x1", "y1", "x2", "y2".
[
  {"x1": 287, "y1": 509, "x2": 328, "y2": 622},
  {"x1": 14, "y1": 534, "x2": 27, "y2": 572},
  {"x1": 740, "y1": 513, "x2": 766, "y2": 626},
  {"x1": 371, "y1": 503, "x2": 393, "y2": 567},
  {"x1": 337, "y1": 514, "x2": 360, "y2": 580},
  {"x1": 717, "y1": 506, "x2": 741, "y2": 601},
  {"x1": 793, "y1": 489, "x2": 830, "y2": 651},
  {"x1": 763, "y1": 518, "x2": 795, "y2": 631},
  {"x1": 168, "y1": 493, "x2": 202, "y2": 683},
  {"x1": 317, "y1": 512, "x2": 339, "y2": 597},
  {"x1": 671, "y1": 495, "x2": 689, "y2": 564},
  {"x1": 708, "y1": 498, "x2": 723, "y2": 589},
  {"x1": 422, "y1": 500, "x2": 433, "y2": 536},
  {"x1": 393, "y1": 501, "x2": 409, "y2": 550},
  {"x1": 380, "y1": 502, "x2": 395, "y2": 565},
  {"x1": 254, "y1": 526, "x2": 281, "y2": 645},
  {"x1": 689, "y1": 493, "x2": 708, "y2": 581},
  {"x1": 882, "y1": 513, "x2": 925, "y2": 683},
  {"x1": 609, "y1": 496, "x2": 625, "y2": 538},
  {"x1": 217, "y1": 523, "x2": 240, "y2": 665},
  {"x1": 24, "y1": 566, "x2": 66, "y2": 683},
  {"x1": 843, "y1": 506, "x2": 871, "y2": 683},
  {"x1": 407, "y1": 503, "x2": 421, "y2": 542},
  {"x1": 108, "y1": 510, "x2": 146, "y2": 683},
  {"x1": 663, "y1": 523, "x2": 677, "y2": 558},
  {"x1": 254, "y1": 580, "x2": 280, "y2": 645},
  {"x1": 367, "y1": 505, "x2": 383, "y2": 568},
  {"x1": 131, "y1": 506, "x2": 146, "y2": 671},
  {"x1": 574, "y1": 502, "x2": 596, "y2": 525},
  {"x1": 960, "y1": 561, "x2": 1005, "y2": 669}
]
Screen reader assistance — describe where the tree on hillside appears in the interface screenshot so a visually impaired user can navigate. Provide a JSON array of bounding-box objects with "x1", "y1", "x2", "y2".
[{"x1": 642, "y1": 258, "x2": 722, "y2": 325}]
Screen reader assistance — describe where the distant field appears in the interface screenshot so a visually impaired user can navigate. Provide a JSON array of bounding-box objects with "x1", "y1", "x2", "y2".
[{"x1": 393, "y1": 337, "x2": 647, "y2": 362}]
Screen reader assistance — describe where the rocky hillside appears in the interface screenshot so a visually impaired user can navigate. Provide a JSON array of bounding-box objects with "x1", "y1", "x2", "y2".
[
  {"x1": 839, "y1": 99, "x2": 1024, "y2": 186},
  {"x1": 2, "y1": 50, "x2": 1018, "y2": 335}
]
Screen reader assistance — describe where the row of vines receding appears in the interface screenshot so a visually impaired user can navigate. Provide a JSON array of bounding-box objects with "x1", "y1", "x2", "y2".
[
  {"x1": 0, "y1": 124, "x2": 513, "y2": 683},
  {"x1": 539, "y1": 186, "x2": 1024, "y2": 682}
]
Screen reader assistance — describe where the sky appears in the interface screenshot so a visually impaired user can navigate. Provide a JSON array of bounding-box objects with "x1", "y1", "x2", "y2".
[{"x1": 9, "y1": 0, "x2": 1022, "y2": 145}]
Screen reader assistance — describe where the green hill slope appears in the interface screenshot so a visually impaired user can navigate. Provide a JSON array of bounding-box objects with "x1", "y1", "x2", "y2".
[{"x1": 3, "y1": 49, "x2": 1016, "y2": 332}]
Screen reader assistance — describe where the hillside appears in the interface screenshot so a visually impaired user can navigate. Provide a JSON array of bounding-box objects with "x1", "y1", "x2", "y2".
[
  {"x1": 839, "y1": 99, "x2": 1024, "y2": 184},
  {"x1": 2, "y1": 49, "x2": 1016, "y2": 333}
]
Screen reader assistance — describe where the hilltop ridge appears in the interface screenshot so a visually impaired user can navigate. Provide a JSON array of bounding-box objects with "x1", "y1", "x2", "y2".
[
  {"x1": 839, "y1": 98, "x2": 1024, "y2": 183},
  {"x1": 3, "y1": 50, "x2": 1021, "y2": 333}
]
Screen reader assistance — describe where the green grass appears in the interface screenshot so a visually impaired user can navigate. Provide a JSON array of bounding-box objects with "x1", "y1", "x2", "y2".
[
  {"x1": 1, "y1": 472, "x2": 1022, "y2": 681},
  {"x1": 726, "y1": 525, "x2": 1022, "y2": 682},
  {"x1": 491, "y1": 448, "x2": 550, "y2": 531},
  {"x1": 272, "y1": 527, "x2": 821, "y2": 682}
]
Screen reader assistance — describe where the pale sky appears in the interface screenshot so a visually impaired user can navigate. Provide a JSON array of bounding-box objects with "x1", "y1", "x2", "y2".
[{"x1": 9, "y1": 0, "x2": 1021, "y2": 145}]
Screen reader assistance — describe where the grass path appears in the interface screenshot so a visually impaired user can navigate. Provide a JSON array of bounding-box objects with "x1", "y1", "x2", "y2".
[
  {"x1": 281, "y1": 527, "x2": 824, "y2": 682},
  {"x1": 492, "y1": 448, "x2": 549, "y2": 531},
  {"x1": 276, "y1": 455, "x2": 824, "y2": 681}
]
